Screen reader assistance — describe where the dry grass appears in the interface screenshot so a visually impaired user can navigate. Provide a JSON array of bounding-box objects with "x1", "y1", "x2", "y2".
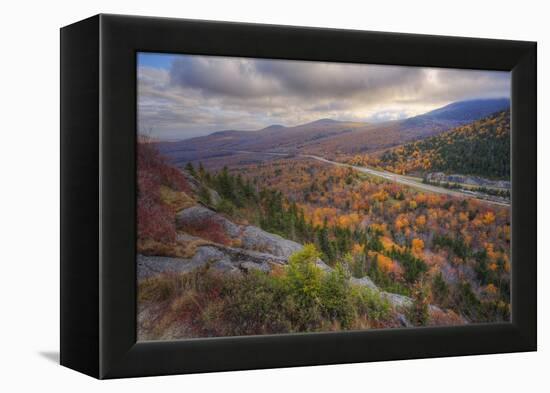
[
  {"x1": 138, "y1": 236, "x2": 211, "y2": 258},
  {"x1": 159, "y1": 186, "x2": 196, "y2": 211},
  {"x1": 137, "y1": 251, "x2": 401, "y2": 341}
]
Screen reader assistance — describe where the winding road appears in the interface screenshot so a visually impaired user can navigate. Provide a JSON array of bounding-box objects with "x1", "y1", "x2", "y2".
[{"x1": 233, "y1": 150, "x2": 510, "y2": 207}]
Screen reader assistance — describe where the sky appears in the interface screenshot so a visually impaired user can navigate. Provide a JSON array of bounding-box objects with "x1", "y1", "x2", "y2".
[{"x1": 137, "y1": 52, "x2": 511, "y2": 141}]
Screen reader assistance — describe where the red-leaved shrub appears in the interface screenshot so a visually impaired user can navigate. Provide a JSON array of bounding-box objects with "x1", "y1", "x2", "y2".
[
  {"x1": 137, "y1": 142, "x2": 191, "y2": 193},
  {"x1": 137, "y1": 142, "x2": 191, "y2": 242},
  {"x1": 180, "y1": 217, "x2": 231, "y2": 246},
  {"x1": 138, "y1": 196, "x2": 176, "y2": 243}
]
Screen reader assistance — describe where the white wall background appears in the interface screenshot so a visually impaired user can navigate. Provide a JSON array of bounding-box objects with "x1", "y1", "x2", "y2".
[{"x1": 0, "y1": 0, "x2": 546, "y2": 390}]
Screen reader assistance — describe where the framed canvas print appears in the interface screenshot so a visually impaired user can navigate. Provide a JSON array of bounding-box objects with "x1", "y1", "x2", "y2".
[{"x1": 60, "y1": 14, "x2": 536, "y2": 379}]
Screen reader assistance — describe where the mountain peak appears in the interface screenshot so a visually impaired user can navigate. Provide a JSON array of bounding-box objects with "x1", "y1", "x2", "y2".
[
  {"x1": 261, "y1": 124, "x2": 286, "y2": 131},
  {"x1": 423, "y1": 98, "x2": 510, "y2": 121},
  {"x1": 299, "y1": 118, "x2": 342, "y2": 127}
]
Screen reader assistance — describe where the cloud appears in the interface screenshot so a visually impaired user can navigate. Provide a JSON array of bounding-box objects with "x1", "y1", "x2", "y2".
[
  {"x1": 255, "y1": 60, "x2": 426, "y2": 99},
  {"x1": 169, "y1": 56, "x2": 282, "y2": 98},
  {"x1": 137, "y1": 53, "x2": 510, "y2": 140}
]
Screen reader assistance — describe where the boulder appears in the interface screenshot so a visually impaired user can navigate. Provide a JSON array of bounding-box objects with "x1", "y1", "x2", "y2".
[
  {"x1": 208, "y1": 188, "x2": 222, "y2": 206},
  {"x1": 240, "y1": 261, "x2": 272, "y2": 273},
  {"x1": 315, "y1": 259, "x2": 333, "y2": 272},
  {"x1": 350, "y1": 276, "x2": 416, "y2": 311},
  {"x1": 137, "y1": 255, "x2": 197, "y2": 280},
  {"x1": 176, "y1": 205, "x2": 241, "y2": 238},
  {"x1": 138, "y1": 244, "x2": 288, "y2": 280},
  {"x1": 190, "y1": 246, "x2": 227, "y2": 266},
  {"x1": 138, "y1": 246, "x2": 238, "y2": 280},
  {"x1": 350, "y1": 276, "x2": 379, "y2": 291},
  {"x1": 215, "y1": 245, "x2": 287, "y2": 266},
  {"x1": 177, "y1": 205, "x2": 305, "y2": 260},
  {"x1": 397, "y1": 313, "x2": 413, "y2": 327},
  {"x1": 180, "y1": 169, "x2": 201, "y2": 191},
  {"x1": 241, "y1": 225, "x2": 302, "y2": 258},
  {"x1": 210, "y1": 258, "x2": 240, "y2": 274},
  {"x1": 381, "y1": 292, "x2": 413, "y2": 309}
]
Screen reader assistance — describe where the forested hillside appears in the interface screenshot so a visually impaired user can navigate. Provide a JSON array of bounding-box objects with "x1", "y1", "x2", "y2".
[
  {"x1": 219, "y1": 157, "x2": 511, "y2": 324},
  {"x1": 371, "y1": 111, "x2": 510, "y2": 179}
]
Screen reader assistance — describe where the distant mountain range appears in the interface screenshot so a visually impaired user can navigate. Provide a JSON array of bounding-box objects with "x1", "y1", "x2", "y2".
[
  {"x1": 157, "y1": 98, "x2": 510, "y2": 164},
  {"x1": 400, "y1": 98, "x2": 511, "y2": 134}
]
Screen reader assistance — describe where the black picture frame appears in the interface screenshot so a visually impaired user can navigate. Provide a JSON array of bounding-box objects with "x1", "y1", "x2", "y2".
[{"x1": 60, "y1": 14, "x2": 537, "y2": 379}]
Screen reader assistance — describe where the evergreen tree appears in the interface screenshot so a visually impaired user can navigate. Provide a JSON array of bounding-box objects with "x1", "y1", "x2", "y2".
[
  {"x1": 198, "y1": 162, "x2": 206, "y2": 179},
  {"x1": 318, "y1": 218, "x2": 335, "y2": 263},
  {"x1": 185, "y1": 162, "x2": 196, "y2": 177},
  {"x1": 217, "y1": 166, "x2": 234, "y2": 201}
]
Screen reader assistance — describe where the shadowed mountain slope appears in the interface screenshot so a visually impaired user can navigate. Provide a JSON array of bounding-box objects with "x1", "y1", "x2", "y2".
[{"x1": 157, "y1": 98, "x2": 510, "y2": 163}]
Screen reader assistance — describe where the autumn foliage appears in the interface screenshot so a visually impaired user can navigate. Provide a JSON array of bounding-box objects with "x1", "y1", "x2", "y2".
[
  {"x1": 137, "y1": 134, "x2": 511, "y2": 331},
  {"x1": 137, "y1": 142, "x2": 191, "y2": 243},
  {"x1": 353, "y1": 110, "x2": 511, "y2": 179},
  {"x1": 224, "y1": 155, "x2": 510, "y2": 323}
]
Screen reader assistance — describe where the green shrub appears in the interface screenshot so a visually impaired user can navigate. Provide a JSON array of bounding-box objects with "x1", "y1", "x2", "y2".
[
  {"x1": 283, "y1": 244, "x2": 325, "y2": 329},
  {"x1": 320, "y1": 263, "x2": 355, "y2": 328},
  {"x1": 285, "y1": 244, "x2": 323, "y2": 305},
  {"x1": 284, "y1": 246, "x2": 392, "y2": 329},
  {"x1": 351, "y1": 286, "x2": 391, "y2": 322},
  {"x1": 222, "y1": 271, "x2": 294, "y2": 335}
]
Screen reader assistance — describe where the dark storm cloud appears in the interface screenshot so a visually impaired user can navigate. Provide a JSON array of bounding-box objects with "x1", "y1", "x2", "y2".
[
  {"x1": 254, "y1": 60, "x2": 425, "y2": 98},
  {"x1": 168, "y1": 55, "x2": 426, "y2": 100},
  {"x1": 169, "y1": 56, "x2": 281, "y2": 98},
  {"x1": 138, "y1": 53, "x2": 510, "y2": 140}
]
